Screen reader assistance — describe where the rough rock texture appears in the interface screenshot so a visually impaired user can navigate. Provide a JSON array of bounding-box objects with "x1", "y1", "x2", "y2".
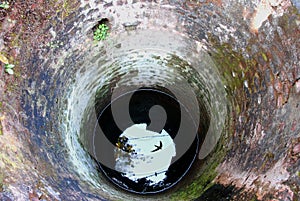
[{"x1": 0, "y1": 0, "x2": 299, "y2": 200}]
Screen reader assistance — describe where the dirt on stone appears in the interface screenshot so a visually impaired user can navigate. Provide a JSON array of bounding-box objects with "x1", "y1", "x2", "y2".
[
  {"x1": 0, "y1": 0, "x2": 299, "y2": 200},
  {"x1": 0, "y1": 1, "x2": 76, "y2": 200}
]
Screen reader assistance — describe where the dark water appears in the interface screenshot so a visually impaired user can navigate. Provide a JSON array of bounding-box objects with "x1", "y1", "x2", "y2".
[{"x1": 93, "y1": 87, "x2": 199, "y2": 194}]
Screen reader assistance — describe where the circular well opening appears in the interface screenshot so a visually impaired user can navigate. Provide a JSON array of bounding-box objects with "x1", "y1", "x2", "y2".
[
  {"x1": 92, "y1": 87, "x2": 199, "y2": 194},
  {"x1": 74, "y1": 29, "x2": 226, "y2": 199}
]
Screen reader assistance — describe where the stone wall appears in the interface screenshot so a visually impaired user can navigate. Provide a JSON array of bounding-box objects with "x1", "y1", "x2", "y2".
[{"x1": 0, "y1": 0, "x2": 299, "y2": 200}]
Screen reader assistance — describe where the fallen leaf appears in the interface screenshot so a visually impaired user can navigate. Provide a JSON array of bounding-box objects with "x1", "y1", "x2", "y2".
[{"x1": 0, "y1": 53, "x2": 9, "y2": 64}]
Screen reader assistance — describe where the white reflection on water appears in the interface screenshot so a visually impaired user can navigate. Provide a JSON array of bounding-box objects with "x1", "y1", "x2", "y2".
[{"x1": 114, "y1": 123, "x2": 176, "y2": 184}]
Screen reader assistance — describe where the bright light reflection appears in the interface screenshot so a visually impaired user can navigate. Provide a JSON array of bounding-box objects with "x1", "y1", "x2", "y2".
[{"x1": 114, "y1": 123, "x2": 176, "y2": 184}]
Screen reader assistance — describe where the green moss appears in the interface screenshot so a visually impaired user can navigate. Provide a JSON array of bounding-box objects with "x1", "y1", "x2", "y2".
[
  {"x1": 235, "y1": 104, "x2": 241, "y2": 114},
  {"x1": 51, "y1": 0, "x2": 79, "y2": 21},
  {"x1": 250, "y1": 196, "x2": 259, "y2": 201},
  {"x1": 207, "y1": 36, "x2": 264, "y2": 117},
  {"x1": 170, "y1": 126, "x2": 229, "y2": 200},
  {"x1": 0, "y1": 171, "x2": 3, "y2": 192},
  {"x1": 165, "y1": 49, "x2": 233, "y2": 199},
  {"x1": 5, "y1": 80, "x2": 19, "y2": 92},
  {"x1": 260, "y1": 151, "x2": 275, "y2": 171},
  {"x1": 209, "y1": 43, "x2": 246, "y2": 92},
  {"x1": 164, "y1": 54, "x2": 211, "y2": 104},
  {"x1": 0, "y1": 153, "x2": 17, "y2": 168},
  {"x1": 264, "y1": 151, "x2": 275, "y2": 159},
  {"x1": 175, "y1": 37, "x2": 259, "y2": 199},
  {"x1": 170, "y1": 162, "x2": 218, "y2": 200},
  {"x1": 10, "y1": 32, "x2": 21, "y2": 48},
  {"x1": 278, "y1": 6, "x2": 299, "y2": 35}
]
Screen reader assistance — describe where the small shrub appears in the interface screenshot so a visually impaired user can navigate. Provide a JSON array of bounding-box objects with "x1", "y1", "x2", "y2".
[
  {"x1": 4, "y1": 64, "x2": 15, "y2": 75},
  {"x1": 93, "y1": 23, "x2": 109, "y2": 41},
  {"x1": 0, "y1": 1, "x2": 9, "y2": 9}
]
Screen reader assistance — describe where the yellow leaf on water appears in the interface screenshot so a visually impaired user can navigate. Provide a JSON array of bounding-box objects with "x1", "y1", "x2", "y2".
[{"x1": 0, "y1": 53, "x2": 9, "y2": 64}]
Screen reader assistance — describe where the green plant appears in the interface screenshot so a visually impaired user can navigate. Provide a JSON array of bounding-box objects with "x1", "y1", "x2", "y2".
[
  {"x1": 4, "y1": 64, "x2": 15, "y2": 75},
  {"x1": 0, "y1": 1, "x2": 9, "y2": 9},
  {"x1": 93, "y1": 24, "x2": 109, "y2": 41}
]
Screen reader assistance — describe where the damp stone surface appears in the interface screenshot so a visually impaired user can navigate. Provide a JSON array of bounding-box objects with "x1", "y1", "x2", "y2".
[{"x1": 0, "y1": 0, "x2": 299, "y2": 201}]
